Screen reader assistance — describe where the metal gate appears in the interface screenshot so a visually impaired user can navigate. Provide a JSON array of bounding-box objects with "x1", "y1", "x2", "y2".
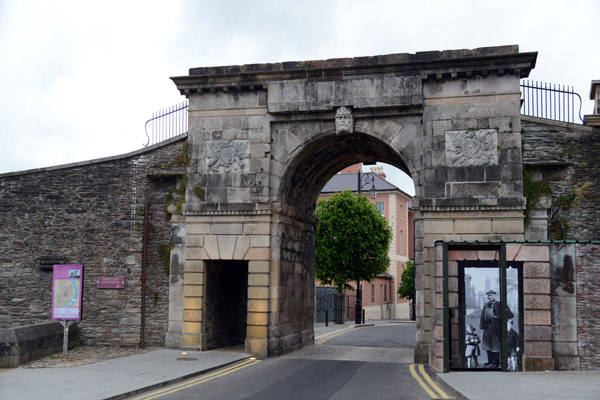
[
  {"x1": 316, "y1": 287, "x2": 338, "y2": 323},
  {"x1": 346, "y1": 293, "x2": 356, "y2": 320}
]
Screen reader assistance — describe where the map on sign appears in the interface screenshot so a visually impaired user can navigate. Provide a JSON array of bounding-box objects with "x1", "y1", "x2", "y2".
[
  {"x1": 53, "y1": 280, "x2": 80, "y2": 308},
  {"x1": 52, "y1": 265, "x2": 83, "y2": 320}
]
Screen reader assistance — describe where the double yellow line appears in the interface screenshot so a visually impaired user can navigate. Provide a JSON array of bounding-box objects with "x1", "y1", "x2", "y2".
[
  {"x1": 132, "y1": 358, "x2": 261, "y2": 400},
  {"x1": 315, "y1": 328, "x2": 354, "y2": 345},
  {"x1": 409, "y1": 364, "x2": 451, "y2": 399}
]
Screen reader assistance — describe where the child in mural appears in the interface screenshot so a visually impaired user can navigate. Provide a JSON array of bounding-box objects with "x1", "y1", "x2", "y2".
[
  {"x1": 465, "y1": 324, "x2": 481, "y2": 368},
  {"x1": 507, "y1": 318, "x2": 521, "y2": 371}
]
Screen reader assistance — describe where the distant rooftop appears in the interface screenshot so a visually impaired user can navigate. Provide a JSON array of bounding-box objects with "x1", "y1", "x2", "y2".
[{"x1": 321, "y1": 172, "x2": 399, "y2": 194}]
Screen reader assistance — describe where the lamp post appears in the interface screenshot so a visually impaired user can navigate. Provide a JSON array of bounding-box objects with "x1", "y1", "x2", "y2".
[
  {"x1": 355, "y1": 170, "x2": 377, "y2": 324},
  {"x1": 357, "y1": 171, "x2": 377, "y2": 199}
]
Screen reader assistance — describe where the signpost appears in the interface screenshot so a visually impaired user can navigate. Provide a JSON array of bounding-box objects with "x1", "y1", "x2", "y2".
[{"x1": 51, "y1": 264, "x2": 84, "y2": 360}]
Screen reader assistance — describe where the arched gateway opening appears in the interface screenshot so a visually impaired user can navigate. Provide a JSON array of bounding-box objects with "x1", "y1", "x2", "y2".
[{"x1": 168, "y1": 46, "x2": 537, "y2": 369}]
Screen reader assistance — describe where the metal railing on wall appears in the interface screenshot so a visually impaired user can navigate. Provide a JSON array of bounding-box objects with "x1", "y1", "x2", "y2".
[
  {"x1": 520, "y1": 80, "x2": 583, "y2": 124},
  {"x1": 144, "y1": 101, "x2": 189, "y2": 147}
]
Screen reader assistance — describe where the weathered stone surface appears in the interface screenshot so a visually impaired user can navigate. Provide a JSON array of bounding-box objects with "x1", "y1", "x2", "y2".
[
  {"x1": 522, "y1": 118, "x2": 600, "y2": 240},
  {"x1": 524, "y1": 356, "x2": 555, "y2": 371},
  {"x1": 0, "y1": 321, "x2": 79, "y2": 367},
  {"x1": 575, "y1": 244, "x2": 600, "y2": 370},
  {"x1": 525, "y1": 325, "x2": 552, "y2": 341},
  {"x1": 0, "y1": 137, "x2": 186, "y2": 346}
]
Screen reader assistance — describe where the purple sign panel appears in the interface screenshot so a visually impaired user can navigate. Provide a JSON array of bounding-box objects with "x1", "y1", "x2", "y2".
[
  {"x1": 97, "y1": 276, "x2": 125, "y2": 289},
  {"x1": 51, "y1": 265, "x2": 84, "y2": 320}
]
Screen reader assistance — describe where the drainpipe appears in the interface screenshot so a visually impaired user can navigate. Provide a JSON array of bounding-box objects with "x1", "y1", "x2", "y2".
[
  {"x1": 140, "y1": 201, "x2": 149, "y2": 348},
  {"x1": 412, "y1": 215, "x2": 416, "y2": 321}
]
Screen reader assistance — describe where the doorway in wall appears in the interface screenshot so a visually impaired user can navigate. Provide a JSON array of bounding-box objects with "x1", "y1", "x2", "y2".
[
  {"x1": 204, "y1": 260, "x2": 248, "y2": 350},
  {"x1": 450, "y1": 260, "x2": 523, "y2": 371}
]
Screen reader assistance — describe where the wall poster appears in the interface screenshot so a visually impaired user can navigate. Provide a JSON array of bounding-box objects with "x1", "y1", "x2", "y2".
[
  {"x1": 456, "y1": 261, "x2": 523, "y2": 371},
  {"x1": 51, "y1": 264, "x2": 84, "y2": 320}
]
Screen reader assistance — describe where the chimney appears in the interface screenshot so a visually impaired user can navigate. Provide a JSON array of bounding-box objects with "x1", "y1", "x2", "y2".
[
  {"x1": 584, "y1": 80, "x2": 600, "y2": 127},
  {"x1": 370, "y1": 166, "x2": 386, "y2": 179},
  {"x1": 340, "y1": 163, "x2": 362, "y2": 174}
]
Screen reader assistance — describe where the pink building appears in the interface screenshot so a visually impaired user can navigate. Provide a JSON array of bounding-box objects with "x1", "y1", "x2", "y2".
[{"x1": 318, "y1": 164, "x2": 414, "y2": 320}]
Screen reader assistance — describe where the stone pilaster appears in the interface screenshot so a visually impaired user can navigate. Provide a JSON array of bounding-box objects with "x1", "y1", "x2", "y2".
[
  {"x1": 507, "y1": 243, "x2": 555, "y2": 371},
  {"x1": 180, "y1": 260, "x2": 205, "y2": 349},
  {"x1": 246, "y1": 260, "x2": 270, "y2": 356}
]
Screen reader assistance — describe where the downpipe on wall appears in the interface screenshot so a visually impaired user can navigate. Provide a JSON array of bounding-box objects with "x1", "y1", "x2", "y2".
[{"x1": 140, "y1": 201, "x2": 149, "y2": 348}]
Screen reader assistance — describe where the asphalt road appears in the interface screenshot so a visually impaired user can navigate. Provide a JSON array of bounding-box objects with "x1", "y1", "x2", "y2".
[{"x1": 129, "y1": 323, "x2": 445, "y2": 400}]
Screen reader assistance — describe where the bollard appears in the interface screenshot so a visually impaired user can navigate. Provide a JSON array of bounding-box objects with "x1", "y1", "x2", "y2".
[
  {"x1": 362, "y1": 309, "x2": 365, "y2": 324},
  {"x1": 325, "y1": 310, "x2": 329, "y2": 327}
]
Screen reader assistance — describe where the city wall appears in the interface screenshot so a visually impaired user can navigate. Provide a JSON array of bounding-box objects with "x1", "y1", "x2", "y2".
[{"x1": 0, "y1": 136, "x2": 187, "y2": 346}]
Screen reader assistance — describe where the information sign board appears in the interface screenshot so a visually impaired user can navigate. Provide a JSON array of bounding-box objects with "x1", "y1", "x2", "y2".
[
  {"x1": 97, "y1": 276, "x2": 125, "y2": 289},
  {"x1": 51, "y1": 264, "x2": 84, "y2": 320}
]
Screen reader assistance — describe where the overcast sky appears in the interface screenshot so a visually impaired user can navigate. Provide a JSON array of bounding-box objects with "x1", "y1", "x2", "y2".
[{"x1": 1, "y1": 0, "x2": 598, "y2": 195}]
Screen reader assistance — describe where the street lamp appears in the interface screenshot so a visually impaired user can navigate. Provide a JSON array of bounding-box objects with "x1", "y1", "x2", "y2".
[
  {"x1": 357, "y1": 171, "x2": 377, "y2": 199},
  {"x1": 354, "y1": 170, "x2": 377, "y2": 324}
]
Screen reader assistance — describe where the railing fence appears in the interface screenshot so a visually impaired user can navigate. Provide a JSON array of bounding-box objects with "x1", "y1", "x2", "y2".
[
  {"x1": 520, "y1": 80, "x2": 583, "y2": 124},
  {"x1": 144, "y1": 101, "x2": 188, "y2": 147}
]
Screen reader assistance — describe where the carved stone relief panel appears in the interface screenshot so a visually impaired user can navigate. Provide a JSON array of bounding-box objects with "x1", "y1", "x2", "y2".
[
  {"x1": 445, "y1": 129, "x2": 498, "y2": 167},
  {"x1": 206, "y1": 140, "x2": 250, "y2": 173}
]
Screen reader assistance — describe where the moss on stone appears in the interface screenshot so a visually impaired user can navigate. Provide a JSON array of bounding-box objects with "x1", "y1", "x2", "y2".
[
  {"x1": 523, "y1": 168, "x2": 550, "y2": 225},
  {"x1": 192, "y1": 186, "x2": 204, "y2": 200},
  {"x1": 159, "y1": 243, "x2": 174, "y2": 275}
]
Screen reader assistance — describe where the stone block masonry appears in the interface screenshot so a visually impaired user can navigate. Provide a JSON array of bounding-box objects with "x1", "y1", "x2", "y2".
[
  {"x1": 0, "y1": 321, "x2": 79, "y2": 367},
  {"x1": 576, "y1": 243, "x2": 600, "y2": 369},
  {"x1": 522, "y1": 117, "x2": 600, "y2": 240},
  {"x1": 170, "y1": 45, "x2": 538, "y2": 359},
  {"x1": 0, "y1": 136, "x2": 188, "y2": 347}
]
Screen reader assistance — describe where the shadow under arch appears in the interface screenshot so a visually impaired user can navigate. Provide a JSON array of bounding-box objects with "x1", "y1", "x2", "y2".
[{"x1": 280, "y1": 129, "x2": 416, "y2": 215}]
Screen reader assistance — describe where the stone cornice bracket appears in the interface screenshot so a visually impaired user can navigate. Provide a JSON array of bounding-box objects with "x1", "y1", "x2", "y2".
[
  {"x1": 416, "y1": 205, "x2": 525, "y2": 212},
  {"x1": 175, "y1": 82, "x2": 267, "y2": 97},
  {"x1": 414, "y1": 197, "x2": 527, "y2": 211},
  {"x1": 184, "y1": 209, "x2": 272, "y2": 216},
  {"x1": 171, "y1": 45, "x2": 538, "y2": 96}
]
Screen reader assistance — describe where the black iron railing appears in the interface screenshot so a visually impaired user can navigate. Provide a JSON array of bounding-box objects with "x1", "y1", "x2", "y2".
[
  {"x1": 144, "y1": 101, "x2": 189, "y2": 147},
  {"x1": 520, "y1": 80, "x2": 583, "y2": 124}
]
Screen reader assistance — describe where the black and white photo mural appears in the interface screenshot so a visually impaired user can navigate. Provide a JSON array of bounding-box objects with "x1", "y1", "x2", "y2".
[{"x1": 456, "y1": 261, "x2": 523, "y2": 371}]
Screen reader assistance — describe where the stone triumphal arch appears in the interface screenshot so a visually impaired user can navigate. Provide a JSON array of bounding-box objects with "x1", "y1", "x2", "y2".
[{"x1": 166, "y1": 45, "x2": 537, "y2": 364}]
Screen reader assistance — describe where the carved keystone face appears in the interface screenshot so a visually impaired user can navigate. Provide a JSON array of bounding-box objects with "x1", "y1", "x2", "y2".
[{"x1": 335, "y1": 106, "x2": 354, "y2": 134}]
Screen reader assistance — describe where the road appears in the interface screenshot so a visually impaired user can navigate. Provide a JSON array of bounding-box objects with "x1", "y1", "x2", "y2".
[{"x1": 129, "y1": 322, "x2": 451, "y2": 400}]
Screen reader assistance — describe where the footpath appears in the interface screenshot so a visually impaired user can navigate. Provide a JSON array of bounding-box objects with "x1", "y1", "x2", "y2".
[{"x1": 1, "y1": 320, "x2": 599, "y2": 400}]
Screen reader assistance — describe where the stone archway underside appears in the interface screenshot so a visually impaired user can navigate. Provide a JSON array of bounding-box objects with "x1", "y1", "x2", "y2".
[
  {"x1": 168, "y1": 45, "x2": 537, "y2": 365},
  {"x1": 281, "y1": 130, "x2": 414, "y2": 215}
]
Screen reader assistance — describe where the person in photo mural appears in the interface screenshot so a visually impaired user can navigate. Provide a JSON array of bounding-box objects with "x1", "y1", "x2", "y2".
[
  {"x1": 465, "y1": 324, "x2": 481, "y2": 368},
  {"x1": 480, "y1": 289, "x2": 513, "y2": 368},
  {"x1": 507, "y1": 318, "x2": 521, "y2": 371}
]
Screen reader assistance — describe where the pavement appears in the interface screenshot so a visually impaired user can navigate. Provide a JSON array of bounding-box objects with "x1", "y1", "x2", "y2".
[{"x1": 1, "y1": 320, "x2": 599, "y2": 400}]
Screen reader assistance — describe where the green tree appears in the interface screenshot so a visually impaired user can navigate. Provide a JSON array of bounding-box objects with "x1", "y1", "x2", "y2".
[
  {"x1": 397, "y1": 260, "x2": 414, "y2": 300},
  {"x1": 315, "y1": 190, "x2": 393, "y2": 292}
]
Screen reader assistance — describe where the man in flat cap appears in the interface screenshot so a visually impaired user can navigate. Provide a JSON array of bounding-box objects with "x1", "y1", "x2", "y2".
[{"x1": 480, "y1": 289, "x2": 513, "y2": 368}]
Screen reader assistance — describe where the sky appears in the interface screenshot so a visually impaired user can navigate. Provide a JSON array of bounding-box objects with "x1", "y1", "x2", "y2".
[{"x1": 1, "y1": 0, "x2": 598, "y2": 196}]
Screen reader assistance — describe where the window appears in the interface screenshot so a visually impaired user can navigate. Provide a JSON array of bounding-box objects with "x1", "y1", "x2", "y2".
[
  {"x1": 384, "y1": 284, "x2": 387, "y2": 302},
  {"x1": 371, "y1": 284, "x2": 375, "y2": 303},
  {"x1": 375, "y1": 201, "x2": 384, "y2": 215},
  {"x1": 400, "y1": 230, "x2": 403, "y2": 253}
]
